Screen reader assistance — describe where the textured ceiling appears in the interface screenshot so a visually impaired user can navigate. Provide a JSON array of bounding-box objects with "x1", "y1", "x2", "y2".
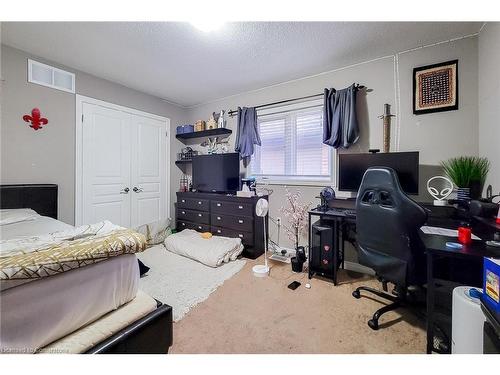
[{"x1": 2, "y1": 22, "x2": 481, "y2": 107}]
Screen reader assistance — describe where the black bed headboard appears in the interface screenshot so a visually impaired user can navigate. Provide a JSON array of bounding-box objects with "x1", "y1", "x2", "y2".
[{"x1": 0, "y1": 184, "x2": 58, "y2": 219}]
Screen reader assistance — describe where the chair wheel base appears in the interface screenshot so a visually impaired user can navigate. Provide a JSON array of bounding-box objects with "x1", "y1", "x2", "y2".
[
  {"x1": 352, "y1": 290, "x2": 361, "y2": 299},
  {"x1": 368, "y1": 319, "x2": 379, "y2": 330}
]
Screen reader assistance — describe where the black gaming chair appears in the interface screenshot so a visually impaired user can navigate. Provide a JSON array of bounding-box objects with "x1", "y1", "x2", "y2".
[{"x1": 352, "y1": 167, "x2": 427, "y2": 330}]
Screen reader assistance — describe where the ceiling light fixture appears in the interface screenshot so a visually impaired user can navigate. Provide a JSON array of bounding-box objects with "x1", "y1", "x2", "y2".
[{"x1": 190, "y1": 21, "x2": 225, "y2": 33}]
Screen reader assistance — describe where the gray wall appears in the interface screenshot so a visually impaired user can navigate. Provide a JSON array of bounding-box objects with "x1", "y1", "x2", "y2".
[
  {"x1": 0, "y1": 34, "x2": 483, "y2": 261},
  {"x1": 183, "y1": 36, "x2": 479, "y2": 257},
  {"x1": 478, "y1": 23, "x2": 500, "y2": 195},
  {"x1": 0, "y1": 45, "x2": 186, "y2": 224}
]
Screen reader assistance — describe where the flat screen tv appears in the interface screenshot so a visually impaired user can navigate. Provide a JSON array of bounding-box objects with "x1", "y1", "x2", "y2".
[
  {"x1": 338, "y1": 151, "x2": 419, "y2": 195},
  {"x1": 192, "y1": 153, "x2": 240, "y2": 193}
]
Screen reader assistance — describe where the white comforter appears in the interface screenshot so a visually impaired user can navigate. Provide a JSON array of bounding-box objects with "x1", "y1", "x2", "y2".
[
  {"x1": 164, "y1": 229, "x2": 244, "y2": 267},
  {"x1": 0, "y1": 220, "x2": 122, "y2": 257}
]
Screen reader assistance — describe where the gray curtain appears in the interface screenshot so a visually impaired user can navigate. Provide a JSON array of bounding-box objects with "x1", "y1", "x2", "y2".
[
  {"x1": 235, "y1": 107, "x2": 261, "y2": 162},
  {"x1": 323, "y1": 84, "x2": 359, "y2": 149}
]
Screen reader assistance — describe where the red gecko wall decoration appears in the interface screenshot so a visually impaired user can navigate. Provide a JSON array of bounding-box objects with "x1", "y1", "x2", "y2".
[{"x1": 23, "y1": 108, "x2": 48, "y2": 130}]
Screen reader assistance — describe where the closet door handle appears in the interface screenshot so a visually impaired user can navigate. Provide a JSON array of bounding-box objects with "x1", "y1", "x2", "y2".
[
  {"x1": 133, "y1": 187, "x2": 143, "y2": 193},
  {"x1": 120, "y1": 187, "x2": 130, "y2": 194}
]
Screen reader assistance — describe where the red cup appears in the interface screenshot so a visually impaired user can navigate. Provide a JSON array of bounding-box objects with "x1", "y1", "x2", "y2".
[{"x1": 458, "y1": 227, "x2": 472, "y2": 244}]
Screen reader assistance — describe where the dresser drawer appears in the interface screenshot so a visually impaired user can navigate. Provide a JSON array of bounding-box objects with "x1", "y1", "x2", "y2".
[
  {"x1": 177, "y1": 197, "x2": 210, "y2": 211},
  {"x1": 211, "y1": 226, "x2": 254, "y2": 246},
  {"x1": 211, "y1": 200, "x2": 253, "y2": 217},
  {"x1": 192, "y1": 223, "x2": 210, "y2": 232},
  {"x1": 176, "y1": 208, "x2": 210, "y2": 224},
  {"x1": 211, "y1": 213, "x2": 253, "y2": 232},
  {"x1": 177, "y1": 220, "x2": 195, "y2": 231}
]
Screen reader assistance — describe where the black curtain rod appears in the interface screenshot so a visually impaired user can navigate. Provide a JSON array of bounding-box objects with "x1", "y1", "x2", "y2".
[{"x1": 227, "y1": 84, "x2": 366, "y2": 117}]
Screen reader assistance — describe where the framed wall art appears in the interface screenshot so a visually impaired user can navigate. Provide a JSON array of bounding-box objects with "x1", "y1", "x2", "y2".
[{"x1": 413, "y1": 59, "x2": 458, "y2": 115}]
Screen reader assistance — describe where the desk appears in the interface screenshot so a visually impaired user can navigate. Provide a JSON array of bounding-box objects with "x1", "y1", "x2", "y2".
[
  {"x1": 481, "y1": 298, "x2": 500, "y2": 353},
  {"x1": 421, "y1": 229, "x2": 500, "y2": 354},
  {"x1": 308, "y1": 198, "x2": 500, "y2": 354},
  {"x1": 307, "y1": 199, "x2": 453, "y2": 285}
]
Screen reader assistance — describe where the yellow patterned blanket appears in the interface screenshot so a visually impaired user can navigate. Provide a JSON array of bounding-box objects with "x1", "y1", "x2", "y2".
[{"x1": 0, "y1": 222, "x2": 147, "y2": 281}]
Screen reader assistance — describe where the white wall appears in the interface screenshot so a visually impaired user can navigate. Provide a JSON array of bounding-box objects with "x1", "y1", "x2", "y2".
[
  {"x1": 478, "y1": 23, "x2": 500, "y2": 195},
  {"x1": 182, "y1": 36, "x2": 479, "y2": 256},
  {"x1": 0, "y1": 45, "x2": 186, "y2": 224},
  {"x1": 398, "y1": 37, "x2": 479, "y2": 163}
]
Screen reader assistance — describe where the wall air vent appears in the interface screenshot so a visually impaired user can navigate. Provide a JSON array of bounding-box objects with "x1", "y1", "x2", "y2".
[{"x1": 28, "y1": 59, "x2": 75, "y2": 93}]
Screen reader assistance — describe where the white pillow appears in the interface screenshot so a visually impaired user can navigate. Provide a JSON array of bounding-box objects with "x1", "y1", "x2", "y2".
[
  {"x1": 135, "y1": 218, "x2": 171, "y2": 246},
  {"x1": 0, "y1": 209, "x2": 40, "y2": 225}
]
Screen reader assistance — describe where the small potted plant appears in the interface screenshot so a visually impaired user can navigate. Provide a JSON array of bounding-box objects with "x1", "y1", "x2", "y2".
[
  {"x1": 441, "y1": 156, "x2": 490, "y2": 200},
  {"x1": 280, "y1": 187, "x2": 311, "y2": 272},
  {"x1": 280, "y1": 187, "x2": 311, "y2": 251}
]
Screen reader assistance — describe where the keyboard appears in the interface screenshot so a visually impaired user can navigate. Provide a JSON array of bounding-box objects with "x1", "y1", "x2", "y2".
[
  {"x1": 344, "y1": 209, "x2": 357, "y2": 217},
  {"x1": 325, "y1": 208, "x2": 357, "y2": 217}
]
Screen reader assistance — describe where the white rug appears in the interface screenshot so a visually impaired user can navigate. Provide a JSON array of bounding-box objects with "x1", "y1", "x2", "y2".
[{"x1": 137, "y1": 244, "x2": 246, "y2": 321}]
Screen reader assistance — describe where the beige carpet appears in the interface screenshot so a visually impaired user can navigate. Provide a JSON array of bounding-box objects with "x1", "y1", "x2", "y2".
[{"x1": 171, "y1": 256, "x2": 426, "y2": 354}]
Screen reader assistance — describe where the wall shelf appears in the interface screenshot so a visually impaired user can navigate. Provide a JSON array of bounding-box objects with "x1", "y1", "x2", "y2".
[{"x1": 175, "y1": 128, "x2": 232, "y2": 142}]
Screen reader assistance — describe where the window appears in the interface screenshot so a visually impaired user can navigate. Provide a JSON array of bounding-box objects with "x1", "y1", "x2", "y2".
[
  {"x1": 251, "y1": 100, "x2": 332, "y2": 183},
  {"x1": 28, "y1": 59, "x2": 75, "y2": 93}
]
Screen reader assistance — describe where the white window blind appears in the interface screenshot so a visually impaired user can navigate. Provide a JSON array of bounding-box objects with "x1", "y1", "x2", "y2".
[{"x1": 251, "y1": 100, "x2": 332, "y2": 182}]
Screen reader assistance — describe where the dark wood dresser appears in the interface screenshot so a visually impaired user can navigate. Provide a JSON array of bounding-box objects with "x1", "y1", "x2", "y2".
[{"x1": 175, "y1": 192, "x2": 268, "y2": 259}]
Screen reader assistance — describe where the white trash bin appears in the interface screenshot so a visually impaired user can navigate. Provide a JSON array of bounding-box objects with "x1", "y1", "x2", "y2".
[{"x1": 451, "y1": 286, "x2": 485, "y2": 354}]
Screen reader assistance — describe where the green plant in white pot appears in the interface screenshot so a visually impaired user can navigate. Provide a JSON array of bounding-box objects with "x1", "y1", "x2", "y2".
[{"x1": 441, "y1": 156, "x2": 490, "y2": 200}]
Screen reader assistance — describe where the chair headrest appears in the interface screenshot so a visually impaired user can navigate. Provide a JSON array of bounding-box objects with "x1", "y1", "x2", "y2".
[{"x1": 359, "y1": 167, "x2": 403, "y2": 194}]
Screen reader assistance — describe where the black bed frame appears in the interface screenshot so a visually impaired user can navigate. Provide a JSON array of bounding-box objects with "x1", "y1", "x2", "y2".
[{"x1": 0, "y1": 184, "x2": 174, "y2": 354}]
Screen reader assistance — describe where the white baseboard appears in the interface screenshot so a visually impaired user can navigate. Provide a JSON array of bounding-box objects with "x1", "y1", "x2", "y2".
[{"x1": 343, "y1": 261, "x2": 375, "y2": 276}]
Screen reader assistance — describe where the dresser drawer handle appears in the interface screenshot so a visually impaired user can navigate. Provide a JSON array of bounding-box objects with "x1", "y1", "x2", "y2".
[
  {"x1": 238, "y1": 234, "x2": 243, "y2": 238},
  {"x1": 217, "y1": 203, "x2": 222, "y2": 207},
  {"x1": 238, "y1": 220, "x2": 243, "y2": 224},
  {"x1": 181, "y1": 223, "x2": 185, "y2": 226},
  {"x1": 198, "y1": 213, "x2": 202, "y2": 217},
  {"x1": 181, "y1": 199, "x2": 185, "y2": 203},
  {"x1": 217, "y1": 230, "x2": 221, "y2": 234},
  {"x1": 238, "y1": 205, "x2": 243, "y2": 209},
  {"x1": 217, "y1": 216, "x2": 221, "y2": 220},
  {"x1": 181, "y1": 211, "x2": 185, "y2": 214},
  {"x1": 198, "y1": 226, "x2": 202, "y2": 230},
  {"x1": 198, "y1": 201, "x2": 202, "y2": 205}
]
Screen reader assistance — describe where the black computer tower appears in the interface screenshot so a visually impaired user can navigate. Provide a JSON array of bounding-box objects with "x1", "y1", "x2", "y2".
[{"x1": 309, "y1": 219, "x2": 337, "y2": 282}]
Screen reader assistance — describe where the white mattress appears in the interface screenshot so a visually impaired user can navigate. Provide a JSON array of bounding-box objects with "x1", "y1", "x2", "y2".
[
  {"x1": 0, "y1": 215, "x2": 73, "y2": 240},
  {"x1": 0, "y1": 254, "x2": 139, "y2": 353},
  {"x1": 39, "y1": 290, "x2": 157, "y2": 354}
]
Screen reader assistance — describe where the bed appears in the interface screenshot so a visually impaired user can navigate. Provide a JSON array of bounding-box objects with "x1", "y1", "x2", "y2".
[{"x1": 0, "y1": 184, "x2": 173, "y2": 354}]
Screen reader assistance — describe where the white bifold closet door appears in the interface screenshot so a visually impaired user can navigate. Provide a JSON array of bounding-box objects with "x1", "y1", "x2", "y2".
[{"x1": 81, "y1": 102, "x2": 167, "y2": 228}]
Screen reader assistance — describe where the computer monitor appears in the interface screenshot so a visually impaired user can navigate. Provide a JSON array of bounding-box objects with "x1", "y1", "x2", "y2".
[{"x1": 338, "y1": 152, "x2": 419, "y2": 195}]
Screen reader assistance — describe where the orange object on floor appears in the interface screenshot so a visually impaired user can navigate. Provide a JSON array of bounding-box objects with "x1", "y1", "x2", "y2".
[{"x1": 201, "y1": 232, "x2": 213, "y2": 239}]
